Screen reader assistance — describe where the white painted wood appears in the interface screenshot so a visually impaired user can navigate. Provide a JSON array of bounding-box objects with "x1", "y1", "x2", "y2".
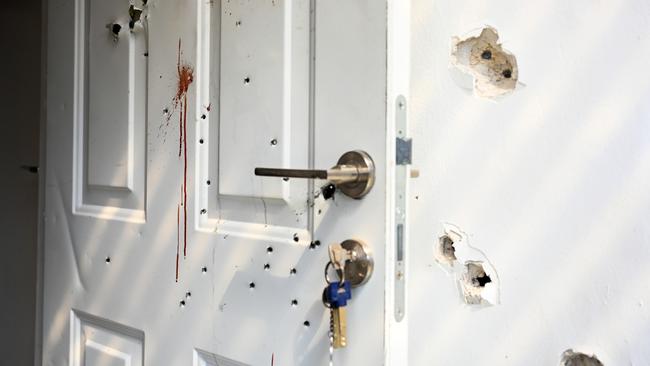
[
  {"x1": 407, "y1": 0, "x2": 650, "y2": 364},
  {"x1": 44, "y1": 1, "x2": 388, "y2": 366},
  {"x1": 72, "y1": 0, "x2": 147, "y2": 223}
]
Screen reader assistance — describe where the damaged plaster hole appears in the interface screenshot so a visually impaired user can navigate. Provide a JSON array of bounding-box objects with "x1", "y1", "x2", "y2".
[
  {"x1": 437, "y1": 235, "x2": 457, "y2": 264},
  {"x1": 451, "y1": 26, "x2": 520, "y2": 98},
  {"x1": 461, "y1": 261, "x2": 493, "y2": 305},
  {"x1": 560, "y1": 349, "x2": 603, "y2": 366}
]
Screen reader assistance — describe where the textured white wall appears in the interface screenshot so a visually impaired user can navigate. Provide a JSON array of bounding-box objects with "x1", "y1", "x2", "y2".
[{"x1": 408, "y1": 0, "x2": 650, "y2": 364}]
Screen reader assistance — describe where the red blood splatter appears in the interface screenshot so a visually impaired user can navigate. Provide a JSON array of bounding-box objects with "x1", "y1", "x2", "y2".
[
  {"x1": 176, "y1": 202, "x2": 180, "y2": 282},
  {"x1": 172, "y1": 38, "x2": 194, "y2": 280}
]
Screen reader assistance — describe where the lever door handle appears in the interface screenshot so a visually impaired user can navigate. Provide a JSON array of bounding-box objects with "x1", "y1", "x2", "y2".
[{"x1": 254, "y1": 150, "x2": 375, "y2": 199}]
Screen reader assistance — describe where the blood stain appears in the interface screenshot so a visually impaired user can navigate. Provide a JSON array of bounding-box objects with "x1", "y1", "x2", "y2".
[{"x1": 171, "y1": 38, "x2": 194, "y2": 281}]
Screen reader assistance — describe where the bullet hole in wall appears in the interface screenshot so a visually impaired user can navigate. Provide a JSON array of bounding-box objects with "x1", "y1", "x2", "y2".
[
  {"x1": 438, "y1": 235, "x2": 457, "y2": 264},
  {"x1": 560, "y1": 349, "x2": 603, "y2": 366},
  {"x1": 434, "y1": 224, "x2": 500, "y2": 306},
  {"x1": 461, "y1": 261, "x2": 493, "y2": 305},
  {"x1": 451, "y1": 26, "x2": 519, "y2": 98}
]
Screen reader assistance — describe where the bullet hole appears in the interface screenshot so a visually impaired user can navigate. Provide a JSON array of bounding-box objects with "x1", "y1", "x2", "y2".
[
  {"x1": 438, "y1": 235, "x2": 457, "y2": 264},
  {"x1": 105, "y1": 257, "x2": 111, "y2": 263},
  {"x1": 460, "y1": 261, "x2": 494, "y2": 305},
  {"x1": 201, "y1": 266, "x2": 208, "y2": 273},
  {"x1": 199, "y1": 139, "x2": 204, "y2": 144},
  {"x1": 235, "y1": 20, "x2": 242, "y2": 27},
  {"x1": 293, "y1": 233, "x2": 300, "y2": 242},
  {"x1": 264, "y1": 263, "x2": 271, "y2": 271},
  {"x1": 200, "y1": 209, "x2": 207, "y2": 215},
  {"x1": 163, "y1": 108, "x2": 169, "y2": 114},
  {"x1": 179, "y1": 300, "x2": 186, "y2": 307},
  {"x1": 451, "y1": 26, "x2": 519, "y2": 98},
  {"x1": 185, "y1": 292, "x2": 192, "y2": 299},
  {"x1": 143, "y1": 52, "x2": 149, "y2": 57},
  {"x1": 243, "y1": 76, "x2": 251, "y2": 85},
  {"x1": 310, "y1": 240, "x2": 321, "y2": 249},
  {"x1": 290, "y1": 268, "x2": 297, "y2": 275},
  {"x1": 266, "y1": 246, "x2": 273, "y2": 253},
  {"x1": 201, "y1": 114, "x2": 206, "y2": 119},
  {"x1": 303, "y1": 320, "x2": 310, "y2": 327},
  {"x1": 291, "y1": 299, "x2": 299, "y2": 307},
  {"x1": 128, "y1": 5, "x2": 143, "y2": 30},
  {"x1": 282, "y1": 177, "x2": 289, "y2": 182},
  {"x1": 560, "y1": 350, "x2": 603, "y2": 366},
  {"x1": 270, "y1": 138, "x2": 278, "y2": 146},
  {"x1": 321, "y1": 184, "x2": 336, "y2": 200},
  {"x1": 111, "y1": 23, "x2": 122, "y2": 36},
  {"x1": 249, "y1": 282, "x2": 256, "y2": 289},
  {"x1": 20, "y1": 165, "x2": 39, "y2": 174},
  {"x1": 206, "y1": 180, "x2": 211, "y2": 185}
]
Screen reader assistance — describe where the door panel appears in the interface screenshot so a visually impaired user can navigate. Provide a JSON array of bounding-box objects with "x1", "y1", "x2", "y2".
[
  {"x1": 44, "y1": 1, "x2": 387, "y2": 365},
  {"x1": 73, "y1": 0, "x2": 147, "y2": 222}
]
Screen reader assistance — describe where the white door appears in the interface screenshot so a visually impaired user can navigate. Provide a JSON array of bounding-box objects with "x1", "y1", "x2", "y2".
[
  {"x1": 42, "y1": 0, "x2": 396, "y2": 365},
  {"x1": 406, "y1": 0, "x2": 650, "y2": 365}
]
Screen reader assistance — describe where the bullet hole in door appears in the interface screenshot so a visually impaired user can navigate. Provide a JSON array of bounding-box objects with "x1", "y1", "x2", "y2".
[
  {"x1": 179, "y1": 300, "x2": 186, "y2": 307},
  {"x1": 321, "y1": 183, "x2": 336, "y2": 200},
  {"x1": 303, "y1": 320, "x2": 310, "y2": 327},
  {"x1": 249, "y1": 282, "x2": 256, "y2": 289},
  {"x1": 244, "y1": 76, "x2": 251, "y2": 85},
  {"x1": 264, "y1": 263, "x2": 271, "y2": 271},
  {"x1": 105, "y1": 257, "x2": 111, "y2": 264},
  {"x1": 270, "y1": 138, "x2": 278, "y2": 146},
  {"x1": 293, "y1": 233, "x2": 300, "y2": 242},
  {"x1": 560, "y1": 350, "x2": 603, "y2": 366},
  {"x1": 110, "y1": 23, "x2": 122, "y2": 36},
  {"x1": 201, "y1": 266, "x2": 208, "y2": 273},
  {"x1": 291, "y1": 299, "x2": 299, "y2": 307},
  {"x1": 290, "y1": 268, "x2": 297, "y2": 276},
  {"x1": 266, "y1": 246, "x2": 274, "y2": 253},
  {"x1": 128, "y1": 5, "x2": 143, "y2": 30},
  {"x1": 451, "y1": 26, "x2": 520, "y2": 98}
]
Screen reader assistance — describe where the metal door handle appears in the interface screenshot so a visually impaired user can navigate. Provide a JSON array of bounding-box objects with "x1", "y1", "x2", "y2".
[{"x1": 254, "y1": 150, "x2": 375, "y2": 199}]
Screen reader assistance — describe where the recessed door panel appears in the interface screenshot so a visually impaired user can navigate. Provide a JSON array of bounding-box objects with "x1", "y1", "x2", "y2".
[
  {"x1": 197, "y1": 0, "x2": 311, "y2": 239},
  {"x1": 73, "y1": 0, "x2": 147, "y2": 222}
]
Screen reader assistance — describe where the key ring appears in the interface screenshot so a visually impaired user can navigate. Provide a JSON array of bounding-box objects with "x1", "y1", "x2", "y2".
[{"x1": 324, "y1": 261, "x2": 345, "y2": 284}]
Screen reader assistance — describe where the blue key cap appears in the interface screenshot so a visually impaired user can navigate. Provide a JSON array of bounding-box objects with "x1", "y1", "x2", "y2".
[{"x1": 326, "y1": 281, "x2": 351, "y2": 308}]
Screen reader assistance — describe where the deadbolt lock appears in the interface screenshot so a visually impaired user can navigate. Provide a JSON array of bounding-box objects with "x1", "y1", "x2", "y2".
[
  {"x1": 327, "y1": 239, "x2": 374, "y2": 287},
  {"x1": 254, "y1": 150, "x2": 375, "y2": 199}
]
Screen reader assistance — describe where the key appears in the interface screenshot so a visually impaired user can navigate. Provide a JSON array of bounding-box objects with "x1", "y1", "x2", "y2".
[
  {"x1": 324, "y1": 281, "x2": 352, "y2": 348},
  {"x1": 328, "y1": 244, "x2": 349, "y2": 283}
]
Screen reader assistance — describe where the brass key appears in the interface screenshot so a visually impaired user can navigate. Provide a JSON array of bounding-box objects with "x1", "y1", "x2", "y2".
[{"x1": 331, "y1": 306, "x2": 347, "y2": 348}]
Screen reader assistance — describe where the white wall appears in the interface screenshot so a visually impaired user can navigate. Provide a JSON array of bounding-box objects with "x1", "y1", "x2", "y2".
[
  {"x1": 0, "y1": 1, "x2": 42, "y2": 365},
  {"x1": 408, "y1": 0, "x2": 650, "y2": 364}
]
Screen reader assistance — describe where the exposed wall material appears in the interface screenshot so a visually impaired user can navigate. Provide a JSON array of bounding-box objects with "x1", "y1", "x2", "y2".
[
  {"x1": 560, "y1": 349, "x2": 604, "y2": 366},
  {"x1": 451, "y1": 26, "x2": 519, "y2": 98},
  {"x1": 434, "y1": 224, "x2": 499, "y2": 306}
]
